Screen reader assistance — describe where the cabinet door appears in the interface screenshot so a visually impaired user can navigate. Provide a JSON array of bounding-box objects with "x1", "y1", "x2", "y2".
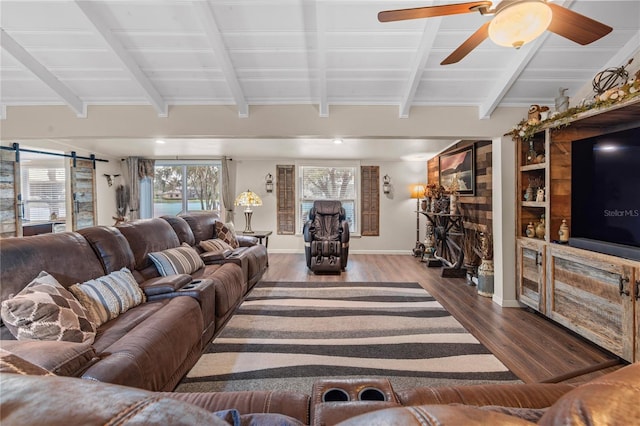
[
  {"x1": 517, "y1": 239, "x2": 545, "y2": 312},
  {"x1": 635, "y1": 267, "x2": 640, "y2": 362},
  {"x1": 548, "y1": 246, "x2": 635, "y2": 362}
]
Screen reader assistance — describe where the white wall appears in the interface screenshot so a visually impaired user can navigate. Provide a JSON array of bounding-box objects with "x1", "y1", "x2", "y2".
[
  {"x1": 95, "y1": 160, "x2": 124, "y2": 226},
  {"x1": 232, "y1": 158, "x2": 428, "y2": 254}
]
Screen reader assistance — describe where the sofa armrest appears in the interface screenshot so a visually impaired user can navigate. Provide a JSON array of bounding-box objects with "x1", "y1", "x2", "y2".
[
  {"x1": 139, "y1": 274, "x2": 193, "y2": 296},
  {"x1": 0, "y1": 340, "x2": 97, "y2": 377},
  {"x1": 200, "y1": 250, "x2": 233, "y2": 264},
  {"x1": 237, "y1": 235, "x2": 258, "y2": 247}
]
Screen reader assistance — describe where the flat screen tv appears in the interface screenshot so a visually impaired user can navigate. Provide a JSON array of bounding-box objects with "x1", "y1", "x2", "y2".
[{"x1": 570, "y1": 125, "x2": 640, "y2": 261}]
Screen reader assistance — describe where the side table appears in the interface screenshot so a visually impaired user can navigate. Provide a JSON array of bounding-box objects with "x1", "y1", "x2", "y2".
[{"x1": 237, "y1": 230, "x2": 272, "y2": 248}]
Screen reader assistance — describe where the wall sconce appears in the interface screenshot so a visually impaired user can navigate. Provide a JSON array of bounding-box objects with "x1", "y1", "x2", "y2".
[
  {"x1": 265, "y1": 173, "x2": 274, "y2": 193},
  {"x1": 382, "y1": 174, "x2": 391, "y2": 194}
]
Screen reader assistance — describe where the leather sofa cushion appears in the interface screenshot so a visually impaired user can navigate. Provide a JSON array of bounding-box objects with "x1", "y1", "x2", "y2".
[
  {"x1": 117, "y1": 218, "x2": 181, "y2": 272},
  {"x1": 0, "y1": 232, "x2": 106, "y2": 303},
  {"x1": 78, "y1": 226, "x2": 136, "y2": 274},
  {"x1": 1, "y1": 373, "x2": 230, "y2": 426},
  {"x1": 82, "y1": 296, "x2": 204, "y2": 391},
  {"x1": 192, "y1": 263, "x2": 245, "y2": 328},
  {"x1": 161, "y1": 215, "x2": 196, "y2": 246},
  {"x1": 0, "y1": 340, "x2": 97, "y2": 377},
  {"x1": 179, "y1": 212, "x2": 219, "y2": 244}
]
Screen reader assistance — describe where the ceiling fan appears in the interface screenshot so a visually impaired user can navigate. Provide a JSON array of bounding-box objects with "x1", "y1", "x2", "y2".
[{"x1": 378, "y1": 0, "x2": 612, "y2": 65}]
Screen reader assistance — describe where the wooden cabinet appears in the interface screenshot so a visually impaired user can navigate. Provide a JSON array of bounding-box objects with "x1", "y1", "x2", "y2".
[
  {"x1": 547, "y1": 245, "x2": 636, "y2": 361},
  {"x1": 517, "y1": 238, "x2": 546, "y2": 312},
  {"x1": 514, "y1": 98, "x2": 640, "y2": 362}
]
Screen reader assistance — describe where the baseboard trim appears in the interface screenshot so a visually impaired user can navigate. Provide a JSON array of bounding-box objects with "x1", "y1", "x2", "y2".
[{"x1": 267, "y1": 249, "x2": 413, "y2": 255}]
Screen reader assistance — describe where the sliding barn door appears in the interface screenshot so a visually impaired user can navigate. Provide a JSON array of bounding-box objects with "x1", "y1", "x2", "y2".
[
  {"x1": 70, "y1": 158, "x2": 96, "y2": 230},
  {"x1": 0, "y1": 149, "x2": 21, "y2": 237}
]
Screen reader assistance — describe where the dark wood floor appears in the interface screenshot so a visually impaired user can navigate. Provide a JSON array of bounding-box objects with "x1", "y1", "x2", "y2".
[{"x1": 262, "y1": 253, "x2": 624, "y2": 384}]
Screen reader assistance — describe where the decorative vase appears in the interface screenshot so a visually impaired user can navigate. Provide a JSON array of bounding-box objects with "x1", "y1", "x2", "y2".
[
  {"x1": 421, "y1": 199, "x2": 428, "y2": 211},
  {"x1": 477, "y1": 259, "x2": 494, "y2": 297},
  {"x1": 525, "y1": 222, "x2": 535, "y2": 238},
  {"x1": 559, "y1": 219, "x2": 569, "y2": 243},
  {"x1": 526, "y1": 141, "x2": 537, "y2": 165},
  {"x1": 449, "y1": 194, "x2": 458, "y2": 215},
  {"x1": 524, "y1": 186, "x2": 534, "y2": 201},
  {"x1": 535, "y1": 216, "x2": 545, "y2": 239}
]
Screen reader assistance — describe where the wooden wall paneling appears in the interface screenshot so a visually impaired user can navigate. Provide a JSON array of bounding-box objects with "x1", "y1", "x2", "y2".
[
  {"x1": 276, "y1": 165, "x2": 295, "y2": 235},
  {"x1": 70, "y1": 158, "x2": 96, "y2": 230},
  {"x1": 547, "y1": 245, "x2": 635, "y2": 362},
  {"x1": 0, "y1": 150, "x2": 20, "y2": 237},
  {"x1": 360, "y1": 165, "x2": 379, "y2": 236}
]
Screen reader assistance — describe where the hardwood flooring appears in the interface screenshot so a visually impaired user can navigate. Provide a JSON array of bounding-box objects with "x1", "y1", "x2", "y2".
[{"x1": 262, "y1": 253, "x2": 623, "y2": 384}]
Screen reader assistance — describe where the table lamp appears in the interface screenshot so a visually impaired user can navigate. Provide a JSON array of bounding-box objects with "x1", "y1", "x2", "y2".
[{"x1": 234, "y1": 190, "x2": 262, "y2": 233}]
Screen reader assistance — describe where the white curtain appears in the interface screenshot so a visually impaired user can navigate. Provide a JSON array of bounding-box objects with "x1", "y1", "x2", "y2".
[{"x1": 221, "y1": 156, "x2": 235, "y2": 223}]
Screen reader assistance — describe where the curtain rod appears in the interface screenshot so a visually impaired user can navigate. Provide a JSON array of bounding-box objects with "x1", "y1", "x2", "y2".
[{"x1": 1, "y1": 143, "x2": 109, "y2": 167}]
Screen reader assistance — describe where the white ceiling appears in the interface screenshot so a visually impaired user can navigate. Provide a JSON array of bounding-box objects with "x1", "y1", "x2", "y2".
[{"x1": 1, "y1": 0, "x2": 639, "y2": 160}]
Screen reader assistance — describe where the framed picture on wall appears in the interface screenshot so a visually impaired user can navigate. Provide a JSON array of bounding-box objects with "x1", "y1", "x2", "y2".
[{"x1": 439, "y1": 145, "x2": 475, "y2": 196}]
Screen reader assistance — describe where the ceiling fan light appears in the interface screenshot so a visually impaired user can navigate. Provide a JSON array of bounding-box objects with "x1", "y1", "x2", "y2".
[{"x1": 488, "y1": 1, "x2": 552, "y2": 48}]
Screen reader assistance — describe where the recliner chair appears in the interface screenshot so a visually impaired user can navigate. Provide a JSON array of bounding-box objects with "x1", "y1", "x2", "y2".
[{"x1": 303, "y1": 200, "x2": 350, "y2": 273}]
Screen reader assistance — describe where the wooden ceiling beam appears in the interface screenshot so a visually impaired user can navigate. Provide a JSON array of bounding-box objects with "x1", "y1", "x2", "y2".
[
  {"x1": 74, "y1": 1, "x2": 168, "y2": 117},
  {"x1": 399, "y1": 12, "x2": 442, "y2": 118},
  {"x1": 1, "y1": 29, "x2": 86, "y2": 118},
  {"x1": 192, "y1": 1, "x2": 249, "y2": 118},
  {"x1": 315, "y1": 0, "x2": 329, "y2": 117}
]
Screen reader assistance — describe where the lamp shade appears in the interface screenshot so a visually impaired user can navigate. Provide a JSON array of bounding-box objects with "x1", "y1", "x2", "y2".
[
  {"x1": 234, "y1": 190, "x2": 263, "y2": 207},
  {"x1": 410, "y1": 184, "x2": 426, "y2": 199},
  {"x1": 488, "y1": 1, "x2": 552, "y2": 49}
]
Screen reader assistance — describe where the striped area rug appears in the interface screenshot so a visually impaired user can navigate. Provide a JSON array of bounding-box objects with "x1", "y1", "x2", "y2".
[{"x1": 176, "y1": 281, "x2": 520, "y2": 394}]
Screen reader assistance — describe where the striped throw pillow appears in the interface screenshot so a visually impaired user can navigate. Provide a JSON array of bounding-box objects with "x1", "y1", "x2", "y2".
[
  {"x1": 148, "y1": 243, "x2": 205, "y2": 277},
  {"x1": 199, "y1": 238, "x2": 233, "y2": 254},
  {"x1": 70, "y1": 268, "x2": 145, "y2": 327}
]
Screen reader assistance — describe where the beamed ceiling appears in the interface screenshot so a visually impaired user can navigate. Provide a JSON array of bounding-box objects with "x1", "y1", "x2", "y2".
[{"x1": 1, "y1": 0, "x2": 639, "y2": 160}]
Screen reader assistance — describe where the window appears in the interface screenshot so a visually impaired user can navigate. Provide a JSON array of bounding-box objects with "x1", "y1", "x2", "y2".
[
  {"x1": 299, "y1": 164, "x2": 359, "y2": 233},
  {"x1": 21, "y1": 157, "x2": 66, "y2": 222},
  {"x1": 152, "y1": 161, "x2": 221, "y2": 217}
]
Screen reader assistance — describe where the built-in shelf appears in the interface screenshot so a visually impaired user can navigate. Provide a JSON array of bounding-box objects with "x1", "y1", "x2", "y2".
[
  {"x1": 520, "y1": 163, "x2": 546, "y2": 172},
  {"x1": 522, "y1": 201, "x2": 546, "y2": 208}
]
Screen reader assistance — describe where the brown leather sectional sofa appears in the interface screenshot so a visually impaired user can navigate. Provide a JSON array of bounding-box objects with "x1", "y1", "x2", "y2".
[
  {"x1": 0, "y1": 212, "x2": 268, "y2": 392},
  {"x1": 2, "y1": 212, "x2": 639, "y2": 424}
]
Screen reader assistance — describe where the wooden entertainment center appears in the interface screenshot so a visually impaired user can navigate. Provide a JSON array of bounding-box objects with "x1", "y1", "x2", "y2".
[{"x1": 514, "y1": 98, "x2": 640, "y2": 363}]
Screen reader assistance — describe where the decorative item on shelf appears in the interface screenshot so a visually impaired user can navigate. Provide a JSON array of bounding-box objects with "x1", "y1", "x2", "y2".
[
  {"x1": 527, "y1": 105, "x2": 549, "y2": 124},
  {"x1": 234, "y1": 190, "x2": 263, "y2": 233},
  {"x1": 558, "y1": 219, "x2": 570, "y2": 243},
  {"x1": 524, "y1": 185, "x2": 534, "y2": 202},
  {"x1": 555, "y1": 87, "x2": 570, "y2": 112},
  {"x1": 526, "y1": 222, "x2": 535, "y2": 238},
  {"x1": 536, "y1": 187, "x2": 545, "y2": 202},
  {"x1": 448, "y1": 177, "x2": 460, "y2": 215},
  {"x1": 477, "y1": 231, "x2": 494, "y2": 298},
  {"x1": 420, "y1": 199, "x2": 428, "y2": 211},
  {"x1": 410, "y1": 183, "x2": 426, "y2": 257},
  {"x1": 592, "y1": 58, "x2": 632, "y2": 95},
  {"x1": 425, "y1": 183, "x2": 444, "y2": 213},
  {"x1": 525, "y1": 140, "x2": 538, "y2": 165},
  {"x1": 382, "y1": 174, "x2": 391, "y2": 194},
  {"x1": 435, "y1": 195, "x2": 450, "y2": 214},
  {"x1": 535, "y1": 214, "x2": 546, "y2": 239},
  {"x1": 265, "y1": 173, "x2": 274, "y2": 193}
]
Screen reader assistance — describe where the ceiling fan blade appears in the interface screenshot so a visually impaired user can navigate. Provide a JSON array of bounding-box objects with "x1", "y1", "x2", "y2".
[
  {"x1": 441, "y1": 21, "x2": 490, "y2": 65},
  {"x1": 378, "y1": 1, "x2": 492, "y2": 22},
  {"x1": 547, "y1": 3, "x2": 612, "y2": 45}
]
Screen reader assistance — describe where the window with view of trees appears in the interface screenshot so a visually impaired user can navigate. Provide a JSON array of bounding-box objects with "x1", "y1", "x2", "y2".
[
  {"x1": 152, "y1": 162, "x2": 221, "y2": 217},
  {"x1": 299, "y1": 165, "x2": 358, "y2": 233}
]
